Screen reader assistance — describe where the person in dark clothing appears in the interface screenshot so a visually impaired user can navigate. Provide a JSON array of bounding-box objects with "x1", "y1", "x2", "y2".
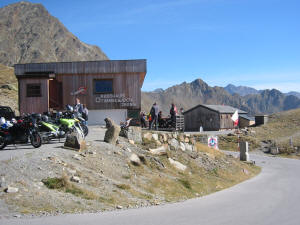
[
  {"x1": 140, "y1": 111, "x2": 147, "y2": 128},
  {"x1": 149, "y1": 103, "x2": 159, "y2": 130},
  {"x1": 170, "y1": 103, "x2": 177, "y2": 127},
  {"x1": 82, "y1": 104, "x2": 88, "y2": 124},
  {"x1": 158, "y1": 111, "x2": 164, "y2": 128}
]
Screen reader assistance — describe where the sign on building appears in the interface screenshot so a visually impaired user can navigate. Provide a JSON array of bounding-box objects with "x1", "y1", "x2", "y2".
[{"x1": 208, "y1": 136, "x2": 218, "y2": 149}]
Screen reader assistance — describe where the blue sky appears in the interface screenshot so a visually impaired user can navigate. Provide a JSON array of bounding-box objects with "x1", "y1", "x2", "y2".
[{"x1": 1, "y1": 0, "x2": 300, "y2": 92}]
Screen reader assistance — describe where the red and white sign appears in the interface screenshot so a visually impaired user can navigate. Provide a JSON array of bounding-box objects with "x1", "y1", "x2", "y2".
[
  {"x1": 231, "y1": 110, "x2": 239, "y2": 127},
  {"x1": 71, "y1": 86, "x2": 87, "y2": 96}
]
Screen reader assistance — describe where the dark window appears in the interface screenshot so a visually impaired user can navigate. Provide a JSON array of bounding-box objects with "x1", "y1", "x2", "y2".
[
  {"x1": 27, "y1": 83, "x2": 41, "y2": 97},
  {"x1": 94, "y1": 79, "x2": 113, "y2": 94}
]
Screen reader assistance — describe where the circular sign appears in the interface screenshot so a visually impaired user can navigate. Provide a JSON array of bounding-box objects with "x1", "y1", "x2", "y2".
[{"x1": 208, "y1": 136, "x2": 218, "y2": 149}]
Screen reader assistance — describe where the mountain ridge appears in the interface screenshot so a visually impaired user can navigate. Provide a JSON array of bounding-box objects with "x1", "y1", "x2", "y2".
[
  {"x1": 142, "y1": 79, "x2": 300, "y2": 116},
  {"x1": 0, "y1": 1, "x2": 108, "y2": 66}
]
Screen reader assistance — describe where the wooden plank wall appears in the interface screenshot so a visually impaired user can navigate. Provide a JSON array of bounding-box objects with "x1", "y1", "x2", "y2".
[
  {"x1": 56, "y1": 73, "x2": 141, "y2": 110},
  {"x1": 19, "y1": 78, "x2": 49, "y2": 114},
  {"x1": 219, "y1": 113, "x2": 235, "y2": 129},
  {"x1": 15, "y1": 60, "x2": 147, "y2": 87},
  {"x1": 184, "y1": 106, "x2": 220, "y2": 131}
]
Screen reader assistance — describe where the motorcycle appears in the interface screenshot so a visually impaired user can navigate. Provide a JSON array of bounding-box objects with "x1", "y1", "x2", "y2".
[{"x1": 0, "y1": 115, "x2": 42, "y2": 150}]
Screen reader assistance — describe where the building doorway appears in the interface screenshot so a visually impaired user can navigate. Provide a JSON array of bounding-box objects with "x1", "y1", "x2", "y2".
[{"x1": 49, "y1": 79, "x2": 63, "y2": 110}]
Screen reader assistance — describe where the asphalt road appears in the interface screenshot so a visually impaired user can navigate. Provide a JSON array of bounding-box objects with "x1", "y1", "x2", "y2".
[{"x1": 1, "y1": 150, "x2": 300, "y2": 225}]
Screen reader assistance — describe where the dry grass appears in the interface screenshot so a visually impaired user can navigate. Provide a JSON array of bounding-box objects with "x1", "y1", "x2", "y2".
[{"x1": 42, "y1": 175, "x2": 98, "y2": 200}]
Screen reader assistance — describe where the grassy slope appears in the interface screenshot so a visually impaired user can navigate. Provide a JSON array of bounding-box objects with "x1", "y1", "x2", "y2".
[
  {"x1": 0, "y1": 64, "x2": 18, "y2": 112},
  {"x1": 219, "y1": 108, "x2": 300, "y2": 158}
]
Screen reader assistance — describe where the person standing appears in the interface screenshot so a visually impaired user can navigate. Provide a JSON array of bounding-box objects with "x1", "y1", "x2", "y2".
[
  {"x1": 150, "y1": 103, "x2": 159, "y2": 130},
  {"x1": 74, "y1": 98, "x2": 83, "y2": 115},
  {"x1": 82, "y1": 104, "x2": 89, "y2": 125},
  {"x1": 170, "y1": 103, "x2": 178, "y2": 127},
  {"x1": 140, "y1": 111, "x2": 146, "y2": 128}
]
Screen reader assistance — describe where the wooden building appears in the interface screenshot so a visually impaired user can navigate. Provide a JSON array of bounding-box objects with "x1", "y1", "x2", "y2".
[
  {"x1": 14, "y1": 60, "x2": 146, "y2": 125},
  {"x1": 239, "y1": 114, "x2": 255, "y2": 128},
  {"x1": 183, "y1": 104, "x2": 247, "y2": 131}
]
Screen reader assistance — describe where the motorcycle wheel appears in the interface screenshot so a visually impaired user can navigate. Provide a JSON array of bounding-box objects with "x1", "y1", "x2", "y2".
[
  {"x1": 30, "y1": 132, "x2": 42, "y2": 148},
  {"x1": 0, "y1": 136, "x2": 6, "y2": 150},
  {"x1": 81, "y1": 124, "x2": 89, "y2": 137}
]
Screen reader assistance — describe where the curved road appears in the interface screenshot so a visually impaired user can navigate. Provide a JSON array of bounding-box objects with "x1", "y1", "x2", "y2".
[{"x1": 1, "y1": 153, "x2": 300, "y2": 225}]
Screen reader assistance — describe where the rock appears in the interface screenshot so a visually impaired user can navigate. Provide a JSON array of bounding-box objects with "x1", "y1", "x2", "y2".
[
  {"x1": 185, "y1": 134, "x2": 191, "y2": 137},
  {"x1": 155, "y1": 140, "x2": 162, "y2": 146},
  {"x1": 72, "y1": 154, "x2": 81, "y2": 161},
  {"x1": 178, "y1": 135, "x2": 184, "y2": 142},
  {"x1": 129, "y1": 140, "x2": 135, "y2": 145},
  {"x1": 125, "y1": 147, "x2": 132, "y2": 152},
  {"x1": 143, "y1": 132, "x2": 152, "y2": 141},
  {"x1": 13, "y1": 214, "x2": 21, "y2": 218},
  {"x1": 149, "y1": 145, "x2": 167, "y2": 155},
  {"x1": 104, "y1": 118, "x2": 121, "y2": 145},
  {"x1": 64, "y1": 130, "x2": 86, "y2": 151},
  {"x1": 5, "y1": 186, "x2": 19, "y2": 193},
  {"x1": 168, "y1": 158, "x2": 187, "y2": 171},
  {"x1": 130, "y1": 153, "x2": 141, "y2": 166},
  {"x1": 169, "y1": 138, "x2": 179, "y2": 150},
  {"x1": 173, "y1": 133, "x2": 178, "y2": 139},
  {"x1": 126, "y1": 126, "x2": 142, "y2": 143},
  {"x1": 185, "y1": 143, "x2": 194, "y2": 152},
  {"x1": 116, "y1": 205, "x2": 123, "y2": 209},
  {"x1": 179, "y1": 142, "x2": 186, "y2": 151},
  {"x1": 270, "y1": 147, "x2": 279, "y2": 155},
  {"x1": 162, "y1": 133, "x2": 168, "y2": 142},
  {"x1": 70, "y1": 176, "x2": 81, "y2": 183},
  {"x1": 184, "y1": 137, "x2": 190, "y2": 143},
  {"x1": 152, "y1": 133, "x2": 158, "y2": 141}
]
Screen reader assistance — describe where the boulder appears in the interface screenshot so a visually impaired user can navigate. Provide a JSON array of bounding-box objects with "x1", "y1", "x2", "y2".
[
  {"x1": 129, "y1": 140, "x2": 135, "y2": 145},
  {"x1": 184, "y1": 137, "x2": 190, "y2": 143},
  {"x1": 270, "y1": 147, "x2": 279, "y2": 155},
  {"x1": 143, "y1": 132, "x2": 152, "y2": 141},
  {"x1": 70, "y1": 176, "x2": 81, "y2": 183},
  {"x1": 64, "y1": 130, "x2": 86, "y2": 151},
  {"x1": 169, "y1": 138, "x2": 179, "y2": 150},
  {"x1": 179, "y1": 142, "x2": 186, "y2": 151},
  {"x1": 149, "y1": 145, "x2": 167, "y2": 155},
  {"x1": 5, "y1": 186, "x2": 19, "y2": 193},
  {"x1": 168, "y1": 158, "x2": 187, "y2": 171},
  {"x1": 178, "y1": 135, "x2": 185, "y2": 142},
  {"x1": 130, "y1": 153, "x2": 141, "y2": 166},
  {"x1": 155, "y1": 140, "x2": 162, "y2": 146},
  {"x1": 104, "y1": 118, "x2": 121, "y2": 145},
  {"x1": 126, "y1": 126, "x2": 142, "y2": 143},
  {"x1": 185, "y1": 143, "x2": 194, "y2": 152},
  {"x1": 152, "y1": 133, "x2": 159, "y2": 141}
]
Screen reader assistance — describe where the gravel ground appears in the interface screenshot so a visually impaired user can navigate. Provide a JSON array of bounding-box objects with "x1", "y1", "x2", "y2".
[{"x1": 0, "y1": 126, "x2": 259, "y2": 219}]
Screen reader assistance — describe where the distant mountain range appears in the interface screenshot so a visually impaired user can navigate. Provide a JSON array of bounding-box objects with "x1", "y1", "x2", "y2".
[
  {"x1": 142, "y1": 79, "x2": 300, "y2": 116},
  {"x1": 0, "y1": 1, "x2": 108, "y2": 66},
  {"x1": 224, "y1": 84, "x2": 300, "y2": 99}
]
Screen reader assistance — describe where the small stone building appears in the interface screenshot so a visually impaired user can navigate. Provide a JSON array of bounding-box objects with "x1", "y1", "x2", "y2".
[
  {"x1": 183, "y1": 104, "x2": 247, "y2": 131},
  {"x1": 255, "y1": 114, "x2": 269, "y2": 126}
]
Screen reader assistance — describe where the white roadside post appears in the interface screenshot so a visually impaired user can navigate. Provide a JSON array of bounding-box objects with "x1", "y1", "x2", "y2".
[{"x1": 240, "y1": 141, "x2": 249, "y2": 161}]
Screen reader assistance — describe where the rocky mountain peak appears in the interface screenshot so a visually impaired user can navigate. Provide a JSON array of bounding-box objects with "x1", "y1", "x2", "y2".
[{"x1": 0, "y1": 1, "x2": 108, "y2": 66}]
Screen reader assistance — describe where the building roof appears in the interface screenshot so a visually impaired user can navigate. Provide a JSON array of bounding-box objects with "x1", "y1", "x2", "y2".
[
  {"x1": 14, "y1": 59, "x2": 147, "y2": 87},
  {"x1": 239, "y1": 114, "x2": 255, "y2": 121},
  {"x1": 184, "y1": 104, "x2": 247, "y2": 115}
]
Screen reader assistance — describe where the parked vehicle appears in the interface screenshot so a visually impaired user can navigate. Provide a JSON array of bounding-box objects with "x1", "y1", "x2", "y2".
[{"x1": 0, "y1": 115, "x2": 42, "y2": 150}]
